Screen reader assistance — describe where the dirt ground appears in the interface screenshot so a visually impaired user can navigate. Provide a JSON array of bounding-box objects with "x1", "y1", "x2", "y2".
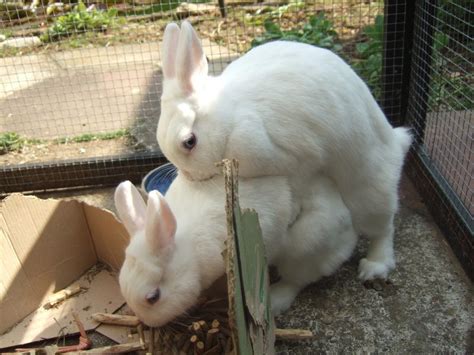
[
  {"x1": 1, "y1": 1, "x2": 382, "y2": 56},
  {"x1": 1, "y1": 137, "x2": 139, "y2": 166}
]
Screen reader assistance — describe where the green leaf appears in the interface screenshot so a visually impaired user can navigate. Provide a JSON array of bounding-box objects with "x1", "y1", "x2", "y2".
[
  {"x1": 263, "y1": 20, "x2": 282, "y2": 35},
  {"x1": 75, "y1": 1, "x2": 86, "y2": 12}
]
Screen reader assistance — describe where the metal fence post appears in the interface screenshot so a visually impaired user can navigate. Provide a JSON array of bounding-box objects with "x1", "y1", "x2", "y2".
[
  {"x1": 218, "y1": 0, "x2": 227, "y2": 18},
  {"x1": 407, "y1": 0, "x2": 438, "y2": 144},
  {"x1": 381, "y1": 0, "x2": 416, "y2": 127}
]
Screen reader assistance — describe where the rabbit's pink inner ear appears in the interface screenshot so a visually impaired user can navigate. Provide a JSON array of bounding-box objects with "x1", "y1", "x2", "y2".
[
  {"x1": 176, "y1": 21, "x2": 208, "y2": 95},
  {"x1": 145, "y1": 191, "x2": 177, "y2": 252},
  {"x1": 161, "y1": 22, "x2": 180, "y2": 79},
  {"x1": 114, "y1": 181, "x2": 147, "y2": 236}
]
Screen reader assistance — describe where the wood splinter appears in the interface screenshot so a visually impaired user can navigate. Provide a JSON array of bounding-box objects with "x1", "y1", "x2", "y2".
[
  {"x1": 91, "y1": 313, "x2": 141, "y2": 327},
  {"x1": 43, "y1": 285, "x2": 82, "y2": 309},
  {"x1": 275, "y1": 328, "x2": 314, "y2": 340},
  {"x1": 76, "y1": 341, "x2": 146, "y2": 353}
]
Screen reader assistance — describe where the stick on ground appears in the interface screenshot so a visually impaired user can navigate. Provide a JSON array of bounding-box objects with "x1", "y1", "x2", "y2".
[
  {"x1": 43, "y1": 285, "x2": 82, "y2": 309},
  {"x1": 275, "y1": 328, "x2": 314, "y2": 340},
  {"x1": 91, "y1": 313, "x2": 141, "y2": 327}
]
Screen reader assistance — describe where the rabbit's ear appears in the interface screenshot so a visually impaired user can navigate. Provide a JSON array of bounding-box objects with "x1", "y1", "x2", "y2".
[
  {"x1": 114, "y1": 181, "x2": 147, "y2": 236},
  {"x1": 162, "y1": 22, "x2": 180, "y2": 79},
  {"x1": 176, "y1": 20, "x2": 208, "y2": 94},
  {"x1": 145, "y1": 190, "x2": 177, "y2": 252}
]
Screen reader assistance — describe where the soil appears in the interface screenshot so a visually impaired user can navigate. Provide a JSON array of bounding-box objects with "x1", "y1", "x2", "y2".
[
  {"x1": 0, "y1": 137, "x2": 143, "y2": 166},
  {"x1": 1, "y1": 2, "x2": 382, "y2": 56}
]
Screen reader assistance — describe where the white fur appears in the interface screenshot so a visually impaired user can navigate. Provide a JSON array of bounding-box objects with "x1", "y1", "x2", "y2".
[
  {"x1": 114, "y1": 176, "x2": 293, "y2": 327},
  {"x1": 270, "y1": 175, "x2": 358, "y2": 315},
  {"x1": 157, "y1": 22, "x2": 412, "y2": 280},
  {"x1": 116, "y1": 172, "x2": 359, "y2": 321}
]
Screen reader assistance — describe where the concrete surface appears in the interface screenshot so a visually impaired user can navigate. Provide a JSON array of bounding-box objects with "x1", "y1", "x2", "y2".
[
  {"x1": 274, "y1": 174, "x2": 473, "y2": 353},
  {"x1": 38, "y1": 174, "x2": 473, "y2": 353},
  {"x1": 0, "y1": 40, "x2": 238, "y2": 148}
]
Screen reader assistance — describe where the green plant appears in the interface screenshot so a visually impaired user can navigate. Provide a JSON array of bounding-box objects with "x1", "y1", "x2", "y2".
[
  {"x1": 41, "y1": 2, "x2": 118, "y2": 42},
  {"x1": 0, "y1": 29, "x2": 14, "y2": 39},
  {"x1": 429, "y1": 31, "x2": 473, "y2": 110},
  {"x1": 351, "y1": 14, "x2": 384, "y2": 99},
  {"x1": 54, "y1": 129, "x2": 130, "y2": 144},
  {"x1": 429, "y1": 73, "x2": 473, "y2": 110},
  {"x1": 0, "y1": 132, "x2": 24, "y2": 154},
  {"x1": 251, "y1": 13, "x2": 342, "y2": 51},
  {"x1": 0, "y1": 133, "x2": 43, "y2": 154},
  {"x1": 245, "y1": 0, "x2": 305, "y2": 26}
]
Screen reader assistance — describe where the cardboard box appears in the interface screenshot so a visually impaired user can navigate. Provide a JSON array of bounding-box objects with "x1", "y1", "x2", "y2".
[
  {"x1": 0, "y1": 193, "x2": 130, "y2": 349},
  {"x1": 0, "y1": 160, "x2": 277, "y2": 353}
]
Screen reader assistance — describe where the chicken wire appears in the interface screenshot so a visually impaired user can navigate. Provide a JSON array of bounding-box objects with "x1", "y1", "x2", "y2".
[
  {"x1": 405, "y1": 0, "x2": 473, "y2": 278},
  {"x1": 1, "y1": 0, "x2": 385, "y2": 192},
  {"x1": 1, "y1": 0, "x2": 472, "y2": 274}
]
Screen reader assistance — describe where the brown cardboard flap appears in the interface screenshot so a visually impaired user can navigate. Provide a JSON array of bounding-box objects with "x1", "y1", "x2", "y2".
[
  {"x1": 0, "y1": 194, "x2": 97, "y2": 334},
  {"x1": 0, "y1": 269, "x2": 124, "y2": 349},
  {"x1": 0, "y1": 224, "x2": 38, "y2": 335},
  {"x1": 82, "y1": 203, "x2": 129, "y2": 272}
]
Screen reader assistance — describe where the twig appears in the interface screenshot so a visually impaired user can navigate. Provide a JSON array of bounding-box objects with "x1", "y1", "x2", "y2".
[
  {"x1": 149, "y1": 327, "x2": 155, "y2": 354},
  {"x1": 43, "y1": 285, "x2": 82, "y2": 309},
  {"x1": 137, "y1": 323, "x2": 145, "y2": 345},
  {"x1": 91, "y1": 313, "x2": 141, "y2": 327},
  {"x1": 71, "y1": 341, "x2": 146, "y2": 353},
  {"x1": 275, "y1": 328, "x2": 314, "y2": 340}
]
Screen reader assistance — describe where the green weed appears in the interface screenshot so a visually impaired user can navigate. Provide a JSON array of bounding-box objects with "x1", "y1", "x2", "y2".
[
  {"x1": 118, "y1": 0, "x2": 212, "y2": 17},
  {"x1": 53, "y1": 129, "x2": 130, "y2": 144},
  {"x1": 245, "y1": 0, "x2": 305, "y2": 26},
  {"x1": 41, "y1": 2, "x2": 119, "y2": 42},
  {"x1": 0, "y1": 132, "x2": 24, "y2": 154},
  {"x1": 429, "y1": 31, "x2": 473, "y2": 110},
  {"x1": 251, "y1": 13, "x2": 342, "y2": 51},
  {"x1": 0, "y1": 132, "x2": 44, "y2": 154},
  {"x1": 351, "y1": 14, "x2": 383, "y2": 99},
  {"x1": 0, "y1": 29, "x2": 14, "y2": 39}
]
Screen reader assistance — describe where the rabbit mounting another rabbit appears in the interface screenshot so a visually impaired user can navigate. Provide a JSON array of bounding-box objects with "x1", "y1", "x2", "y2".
[
  {"x1": 115, "y1": 171, "x2": 357, "y2": 326},
  {"x1": 157, "y1": 21, "x2": 412, "y2": 281}
]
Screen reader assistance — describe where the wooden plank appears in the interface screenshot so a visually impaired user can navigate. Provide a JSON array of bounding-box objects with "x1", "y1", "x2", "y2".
[{"x1": 222, "y1": 159, "x2": 275, "y2": 355}]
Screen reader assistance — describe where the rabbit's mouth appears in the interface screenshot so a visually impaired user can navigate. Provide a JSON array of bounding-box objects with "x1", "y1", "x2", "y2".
[{"x1": 180, "y1": 169, "x2": 217, "y2": 182}]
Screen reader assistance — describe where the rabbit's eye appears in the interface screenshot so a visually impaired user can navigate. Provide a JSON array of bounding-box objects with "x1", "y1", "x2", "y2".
[
  {"x1": 145, "y1": 288, "x2": 161, "y2": 305},
  {"x1": 182, "y1": 133, "x2": 197, "y2": 150}
]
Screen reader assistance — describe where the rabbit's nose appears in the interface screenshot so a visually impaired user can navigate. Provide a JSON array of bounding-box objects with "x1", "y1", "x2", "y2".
[{"x1": 145, "y1": 288, "x2": 161, "y2": 305}]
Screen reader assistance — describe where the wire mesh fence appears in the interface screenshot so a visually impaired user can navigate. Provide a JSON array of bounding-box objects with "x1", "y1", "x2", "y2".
[
  {"x1": 405, "y1": 0, "x2": 472, "y2": 277},
  {"x1": 1, "y1": 0, "x2": 472, "y2": 273},
  {"x1": 1, "y1": 0, "x2": 385, "y2": 192}
]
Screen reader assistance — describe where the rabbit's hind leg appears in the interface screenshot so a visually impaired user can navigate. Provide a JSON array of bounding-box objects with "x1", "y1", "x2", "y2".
[{"x1": 357, "y1": 213, "x2": 396, "y2": 280}]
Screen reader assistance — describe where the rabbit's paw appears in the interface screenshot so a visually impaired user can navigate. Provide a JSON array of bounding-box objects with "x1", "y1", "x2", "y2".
[
  {"x1": 270, "y1": 282, "x2": 298, "y2": 316},
  {"x1": 358, "y1": 258, "x2": 394, "y2": 280}
]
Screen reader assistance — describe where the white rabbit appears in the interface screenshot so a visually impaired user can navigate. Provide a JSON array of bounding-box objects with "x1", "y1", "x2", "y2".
[
  {"x1": 115, "y1": 172, "x2": 357, "y2": 321},
  {"x1": 114, "y1": 175, "x2": 293, "y2": 327},
  {"x1": 270, "y1": 175, "x2": 358, "y2": 315},
  {"x1": 157, "y1": 21, "x2": 412, "y2": 281}
]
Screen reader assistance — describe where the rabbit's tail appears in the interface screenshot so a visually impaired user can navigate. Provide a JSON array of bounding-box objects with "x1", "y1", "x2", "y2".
[{"x1": 394, "y1": 127, "x2": 413, "y2": 156}]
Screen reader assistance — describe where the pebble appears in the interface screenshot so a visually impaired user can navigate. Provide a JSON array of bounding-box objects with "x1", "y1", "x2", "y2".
[
  {"x1": 325, "y1": 330, "x2": 335, "y2": 337},
  {"x1": 0, "y1": 34, "x2": 6, "y2": 42},
  {"x1": 0, "y1": 36, "x2": 41, "y2": 49},
  {"x1": 321, "y1": 315, "x2": 333, "y2": 325}
]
